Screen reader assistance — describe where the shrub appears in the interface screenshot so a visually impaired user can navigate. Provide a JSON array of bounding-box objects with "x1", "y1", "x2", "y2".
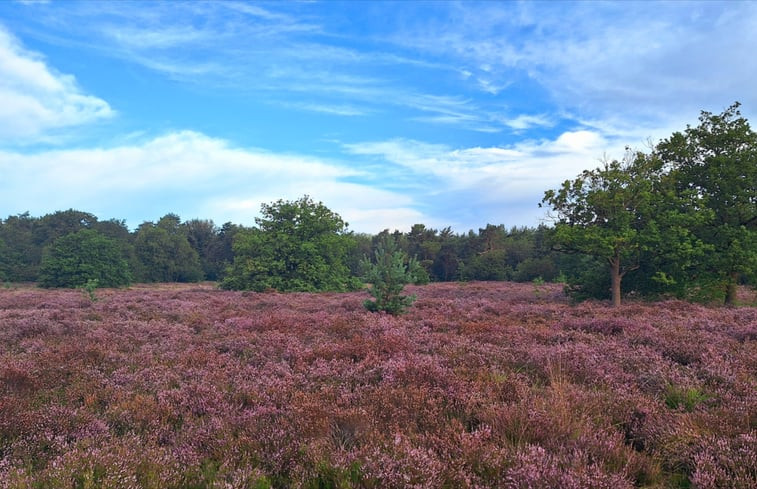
[
  {"x1": 361, "y1": 235, "x2": 421, "y2": 315},
  {"x1": 38, "y1": 229, "x2": 131, "y2": 288},
  {"x1": 222, "y1": 196, "x2": 360, "y2": 292}
]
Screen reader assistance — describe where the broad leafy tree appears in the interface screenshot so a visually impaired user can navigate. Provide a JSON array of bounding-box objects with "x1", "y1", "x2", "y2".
[
  {"x1": 38, "y1": 229, "x2": 131, "y2": 288},
  {"x1": 222, "y1": 196, "x2": 361, "y2": 292},
  {"x1": 0, "y1": 212, "x2": 40, "y2": 282},
  {"x1": 34, "y1": 209, "x2": 97, "y2": 248},
  {"x1": 133, "y1": 215, "x2": 203, "y2": 283},
  {"x1": 656, "y1": 103, "x2": 757, "y2": 304},
  {"x1": 541, "y1": 152, "x2": 662, "y2": 306}
]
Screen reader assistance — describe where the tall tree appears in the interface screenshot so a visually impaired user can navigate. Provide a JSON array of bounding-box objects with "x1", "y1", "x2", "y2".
[
  {"x1": 460, "y1": 224, "x2": 510, "y2": 281},
  {"x1": 0, "y1": 236, "x2": 9, "y2": 282},
  {"x1": 431, "y1": 227, "x2": 461, "y2": 282},
  {"x1": 406, "y1": 224, "x2": 439, "y2": 281},
  {"x1": 221, "y1": 196, "x2": 361, "y2": 292},
  {"x1": 541, "y1": 152, "x2": 661, "y2": 307},
  {"x1": 133, "y1": 216, "x2": 203, "y2": 283},
  {"x1": 656, "y1": 103, "x2": 757, "y2": 304},
  {"x1": 34, "y1": 209, "x2": 97, "y2": 247},
  {"x1": 0, "y1": 212, "x2": 39, "y2": 282},
  {"x1": 185, "y1": 218, "x2": 224, "y2": 280}
]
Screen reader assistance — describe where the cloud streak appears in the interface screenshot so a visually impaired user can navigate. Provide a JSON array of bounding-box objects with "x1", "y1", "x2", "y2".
[{"x1": 388, "y1": 1, "x2": 757, "y2": 127}]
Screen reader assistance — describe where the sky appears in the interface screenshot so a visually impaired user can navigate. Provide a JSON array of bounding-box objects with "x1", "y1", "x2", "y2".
[{"x1": 1, "y1": 0, "x2": 755, "y2": 233}]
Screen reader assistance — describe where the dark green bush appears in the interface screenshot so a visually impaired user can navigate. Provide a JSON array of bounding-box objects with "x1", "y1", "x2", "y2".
[{"x1": 38, "y1": 229, "x2": 131, "y2": 288}]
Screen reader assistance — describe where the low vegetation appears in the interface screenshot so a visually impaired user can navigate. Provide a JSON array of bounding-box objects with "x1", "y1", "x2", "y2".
[{"x1": 0, "y1": 282, "x2": 754, "y2": 487}]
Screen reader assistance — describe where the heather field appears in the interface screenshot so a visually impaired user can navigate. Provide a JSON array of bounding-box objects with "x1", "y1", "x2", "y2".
[{"x1": 0, "y1": 283, "x2": 755, "y2": 488}]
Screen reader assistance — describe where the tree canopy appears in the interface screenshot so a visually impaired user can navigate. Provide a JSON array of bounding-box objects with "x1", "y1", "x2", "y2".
[
  {"x1": 132, "y1": 216, "x2": 203, "y2": 283},
  {"x1": 541, "y1": 152, "x2": 663, "y2": 306},
  {"x1": 38, "y1": 229, "x2": 131, "y2": 288},
  {"x1": 1, "y1": 104, "x2": 754, "y2": 307},
  {"x1": 221, "y1": 196, "x2": 361, "y2": 292},
  {"x1": 656, "y1": 102, "x2": 757, "y2": 304},
  {"x1": 543, "y1": 103, "x2": 756, "y2": 305}
]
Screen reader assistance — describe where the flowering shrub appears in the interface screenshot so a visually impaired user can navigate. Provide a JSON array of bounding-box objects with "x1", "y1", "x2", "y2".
[{"x1": 0, "y1": 282, "x2": 754, "y2": 487}]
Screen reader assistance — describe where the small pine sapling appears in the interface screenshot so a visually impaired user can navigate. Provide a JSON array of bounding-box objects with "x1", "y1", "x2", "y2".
[
  {"x1": 80, "y1": 278, "x2": 100, "y2": 302},
  {"x1": 361, "y1": 236, "x2": 422, "y2": 315}
]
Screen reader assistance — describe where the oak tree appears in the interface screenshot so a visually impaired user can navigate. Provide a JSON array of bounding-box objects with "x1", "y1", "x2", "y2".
[
  {"x1": 541, "y1": 152, "x2": 661, "y2": 306},
  {"x1": 656, "y1": 103, "x2": 757, "y2": 304}
]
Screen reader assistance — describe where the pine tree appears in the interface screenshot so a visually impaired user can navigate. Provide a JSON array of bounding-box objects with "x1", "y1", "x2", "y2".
[{"x1": 361, "y1": 235, "x2": 421, "y2": 315}]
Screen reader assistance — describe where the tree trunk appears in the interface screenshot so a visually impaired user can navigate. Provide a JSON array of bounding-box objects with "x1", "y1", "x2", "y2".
[
  {"x1": 725, "y1": 272, "x2": 740, "y2": 305},
  {"x1": 611, "y1": 256, "x2": 622, "y2": 308}
]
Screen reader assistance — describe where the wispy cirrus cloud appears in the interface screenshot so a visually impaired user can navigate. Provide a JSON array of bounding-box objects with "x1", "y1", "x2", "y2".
[
  {"x1": 389, "y1": 1, "x2": 757, "y2": 127},
  {"x1": 8, "y1": 1, "x2": 531, "y2": 133},
  {"x1": 275, "y1": 101, "x2": 369, "y2": 117},
  {"x1": 3, "y1": 1, "x2": 752, "y2": 234},
  {"x1": 0, "y1": 25, "x2": 112, "y2": 144}
]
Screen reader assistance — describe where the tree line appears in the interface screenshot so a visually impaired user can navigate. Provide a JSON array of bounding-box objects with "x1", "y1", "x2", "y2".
[
  {"x1": 0, "y1": 104, "x2": 754, "y2": 306},
  {"x1": 0, "y1": 204, "x2": 564, "y2": 289}
]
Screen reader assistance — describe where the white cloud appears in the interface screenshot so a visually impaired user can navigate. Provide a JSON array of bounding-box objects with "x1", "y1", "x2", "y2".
[
  {"x1": 102, "y1": 25, "x2": 210, "y2": 49},
  {"x1": 0, "y1": 127, "x2": 620, "y2": 233},
  {"x1": 502, "y1": 114, "x2": 552, "y2": 131},
  {"x1": 0, "y1": 131, "x2": 428, "y2": 232},
  {"x1": 276, "y1": 101, "x2": 369, "y2": 117},
  {"x1": 0, "y1": 26, "x2": 113, "y2": 143},
  {"x1": 390, "y1": 2, "x2": 757, "y2": 127},
  {"x1": 343, "y1": 130, "x2": 620, "y2": 229}
]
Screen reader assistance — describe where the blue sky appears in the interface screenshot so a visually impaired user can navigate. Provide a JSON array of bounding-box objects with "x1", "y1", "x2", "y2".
[{"x1": 1, "y1": 1, "x2": 755, "y2": 233}]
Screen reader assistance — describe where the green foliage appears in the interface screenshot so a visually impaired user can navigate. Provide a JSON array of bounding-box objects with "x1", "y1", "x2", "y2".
[
  {"x1": 460, "y1": 249, "x2": 512, "y2": 281},
  {"x1": 222, "y1": 196, "x2": 361, "y2": 292},
  {"x1": 561, "y1": 256, "x2": 612, "y2": 302},
  {"x1": 184, "y1": 218, "x2": 238, "y2": 281},
  {"x1": 0, "y1": 236, "x2": 8, "y2": 282},
  {"x1": 34, "y1": 209, "x2": 97, "y2": 247},
  {"x1": 38, "y1": 229, "x2": 131, "y2": 288},
  {"x1": 80, "y1": 278, "x2": 100, "y2": 302},
  {"x1": 541, "y1": 152, "x2": 663, "y2": 306},
  {"x1": 0, "y1": 212, "x2": 40, "y2": 281},
  {"x1": 361, "y1": 235, "x2": 421, "y2": 315},
  {"x1": 133, "y1": 215, "x2": 203, "y2": 283},
  {"x1": 664, "y1": 385, "x2": 709, "y2": 412},
  {"x1": 656, "y1": 102, "x2": 757, "y2": 304},
  {"x1": 513, "y1": 256, "x2": 559, "y2": 282},
  {"x1": 304, "y1": 461, "x2": 365, "y2": 489},
  {"x1": 541, "y1": 141, "x2": 723, "y2": 306}
]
